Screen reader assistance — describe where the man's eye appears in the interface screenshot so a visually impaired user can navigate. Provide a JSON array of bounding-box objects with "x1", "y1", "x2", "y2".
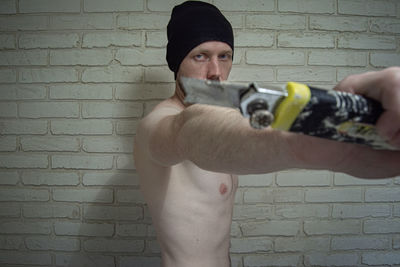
[
  {"x1": 219, "y1": 54, "x2": 232, "y2": 60},
  {"x1": 194, "y1": 54, "x2": 205, "y2": 60}
]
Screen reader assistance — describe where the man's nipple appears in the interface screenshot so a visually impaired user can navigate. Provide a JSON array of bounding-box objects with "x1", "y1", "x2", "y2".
[{"x1": 219, "y1": 183, "x2": 228, "y2": 195}]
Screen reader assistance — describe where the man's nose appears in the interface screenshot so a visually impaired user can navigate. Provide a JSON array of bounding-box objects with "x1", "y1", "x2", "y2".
[{"x1": 207, "y1": 58, "x2": 221, "y2": 80}]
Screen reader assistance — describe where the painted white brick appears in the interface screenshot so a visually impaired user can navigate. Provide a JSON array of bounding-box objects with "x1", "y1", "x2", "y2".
[
  {"x1": 216, "y1": 0, "x2": 274, "y2": 11},
  {"x1": 83, "y1": 172, "x2": 139, "y2": 186},
  {"x1": 332, "y1": 204, "x2": 391, "y2": 218},
  {"x1": 0, "y1": 34, "x2": 15, "y2": 49},
  {"x1": 50, "y1": 49, "x2": 113, "y2": 66},
  {"x1": 116, "y1": 120, "x2": 139, "y2": 135},
  {"x1": 21, "y1": 136, "x2": 80, "y2": 152},
  {"x1": 276, "y1": 170, "x2": 331, "y2": 186},
  {"x1": 338, "y1": 0, "x2": 396, "y2": 17},
  {"x1": 19, "y1": 33, "x2": 80, "y2": 49},
  {"x1": 246, "y1": 14, "x2": 306, "y2": 30},
  {"x1": 337, "y1": 67, "x2": 370, "y2": 82},
  {"x1": 0, "y1": 205, "x2": 20, "y2": 217},
  {"x1": 84, "y1": 205, "x2": 142, "y2": 220},
  {"x1": 117, "y1": 14, "x2": 170, "y2": 30},
  {"x1": 116, "y1": 223, "x2": 147, "y2": 237},
  {"x1": 275, "y1": 237, "x2": 330, "y2": 252},
  {"x1": 82, "y1": 102, "x2": 143, "y2": 118},
  {"x1": 120, "y1": 256, "x2": 161, "y2": 267},
  {"x1": 394, "y1": 236, "x2": 400, "y2": 249},
  {"x1": 244, "y1": 188, "x2": 273, "y2": 203},
  {"x1": 115, "y1": 48, "x2": 166, "y2": 66},
  {"x1": 84, "y1": 0, "x2": 143, "y2": 12},
  {"x1": 277, "y1": 67, "x2": 335, "y2": 82},
  {"x1": 246, "y1": 50, "x2": 305, "y2": 66},
  {"x1": 278, "y1": 32, "x2": 335, "y2": 48},
  {"x1": 275, "y1": 204, "x2": 330, "y2": 219},
  {"x1": 305, "y1": 188, "x2": 362, "y2": 203},
  {"x1": 305, "y1": 252, "x2": 358, "y2": 266},
  {"x1": 0, "y1": 68, "x2": 16, "y2": 83},
  {"x1": 20, "y1": 68, "x2": 79, "y2": 83},
  {"x1": 0, "y1": 251, "x2": 51, "y2": 265},
  {"x1": 371, "y1": 52, "x2": 400, "y2": 68},
  {"x1": 309, "y1": 51, "x2": 367, "y2": 67},
  {"x1": 238, "y1": 173, "x2": 274, "y2": 187},
  {"x1": 334, "y1": 172, "x2": 391, "y2": 185},
  {"x1": 0, "y1": 15, "x2": 48, "y2": 31},
  {"x1": 364, "y1": 219, "x2": 400, "y2": 234},
  {"x1": 338, "y1": 34, "x2": 396, "y2": 50},
  {"x1": 55, "y1": 253, "x2": 114, "y2": 267},
  {"x1": 394, "y1": 204, "x2": 400, "y2": 217},
  {"x1": 241, "y1": 221, "x2": 299, "y2": 236},
  {"x1": 82, "y1": 65, "x2": 143, "y2": 83},
  {"x1": 20, "y1": 102, "x2": 79, "y2": 118},
  {"x1": 146, "y1": 31, "x2": 167, "y2": 47},
  {"x1": 50, "y1": 84, "x2": 112, "y2": 100},
  {"x1": 23, "y1": 204, "x2": 80, "y2": 219},
  {"x1": 116, "y1": 154, "x2": 135, "y2": 170},
  {"x1": 274, "y1": 188, "x2": 303, "y2": 203},
  {"x1": 370, "y1": 18, "x2": 400, "y2": 34},
  {"x1": 279, "y1": 0, "x2": 335, "y2": 14},
  {"x1": 0, "y1": 136, "x2": 16, "y2": 151},
  {"x1": 0, "y1": 50, "x2": 47, "y2": 66},
  {"x1": 117, "y1": 189, "x2": 145, "y2": 203},
  {"x1": 52, "y1": 155, "x2": 113, "y2": 170},
  {"x1": 229, "y1": 66, "x2": 274, "y2": 82},
  {"x1": 230, "y1": 237, "x2": 272, "y2": 253},
  {"x1": 146, "y1": 239, "x2": 161, "y2": 254},
  {"x1": 146, "y1": 0, "x2": 186, "y2": 11},
  {"x1": 310, "y1": 16, "x2": 368, "y2": 32},
  {"x1": 332, "y1": 236, "x2": 390, "y2": 250},
  {"x1": 53, "y1": 188, "x2": 113, "y2": 203},
  {"x1": 115, "y1": 83, "x2": 174, "y2": 100},
  {"x1": 82, "y1": 136, "x2": 133, "y2": 153},
  {"x1": 0, "y1": 221, "x2": 51, "y2": 234},
  {"x1": 0, "y1": 102, "x2": 17, "y2": 117},
  {"x1": 84, "y1": 238, "x2": 144, "y2": 252},
  {"x1": 21, "y1": 171, "x2": 80, "y2": 186},
  {"x1": 49, "y1": 14, "x2": 114, "y2": 30},
  {"x1": 365, "y1": 188, "x2": 400, "y2": 202},
  {"x1": 304, "y1": 220, "x2": 361, "y2": 235},
  {"x1": 244, "y1": 254, "x2": 300, "y2": 267},
  {"x1": 0, "y1": 188, "x2": 49, "y2": 201},
  {"x1": 234, "y1": 30, "x2": 274, "y2": 47},
  {"x1": 0, "y1": 236, "x2": 23, "y2": 250},
  {"x1": 0, "y1": 85, "x2": 46, "y2": 100},
  {"x1": 0, "y1": 171, "x2": 19, "y2": 185},
  {"x1": 0, "y1": 120, "x2": 47, "y2": 134},
  {"x1": 233, "y1": 205, "x2": 273, "y2": 220},
  {"x1": 54, "y1": 221, "x2": 114, "y2": 237},
  {"x1": 51, "y1": 119, "x2": 113, "y2": 135},
  {"x1": 83, "y1": 31, "x2": 142, "y2": 48},
  {"x1": 145, "y1": 66, "x2": 175, "y2": 82},
  {"x1": 362, "y1": 252, "x2": 400, "y2": 265},
  {"x1": 19, "y1": 0, "x2": 80, "y2": 13},
  {"x1": 0, "y1": 0, "x2": 16, "y2": 14},
  {"x1": 0, "y1": 154, "x2": 48, "y2": 169},
  {"x1": 26, "y1": 237, "x2": 80, "y2": 251}
]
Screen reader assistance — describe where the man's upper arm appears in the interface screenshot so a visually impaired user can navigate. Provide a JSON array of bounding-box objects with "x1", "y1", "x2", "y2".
[{"x1": 135, "y1": 104, "x2": 184, "y2": 167}]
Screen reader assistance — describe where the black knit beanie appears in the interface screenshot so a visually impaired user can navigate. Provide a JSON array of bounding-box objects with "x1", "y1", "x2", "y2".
[{"x1": 166, "y1": 1, "x2": 234, "y2": 79}]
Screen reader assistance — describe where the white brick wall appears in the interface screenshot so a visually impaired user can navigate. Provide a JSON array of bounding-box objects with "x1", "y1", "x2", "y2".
[{"x1": 0, "y1": 0, "x2": 399, "y2": 266}]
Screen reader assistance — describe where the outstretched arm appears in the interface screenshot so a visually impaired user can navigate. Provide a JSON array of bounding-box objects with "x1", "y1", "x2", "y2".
[{"x1": 136, "y1": 67, "x2": 400, "y2": 178}]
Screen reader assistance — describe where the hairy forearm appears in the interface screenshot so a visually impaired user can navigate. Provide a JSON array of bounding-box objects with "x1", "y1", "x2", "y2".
[
  {"x1": 175, "y1": 104, "x2": 296, "y2": 174},
  {"x1": 174, "y1": 104, "x2": 400, "y2": 178}
]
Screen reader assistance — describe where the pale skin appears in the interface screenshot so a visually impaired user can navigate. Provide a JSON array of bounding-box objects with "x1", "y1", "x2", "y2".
[{"x1": 134, "y1": 41, "x2": 400, "y2": 267}]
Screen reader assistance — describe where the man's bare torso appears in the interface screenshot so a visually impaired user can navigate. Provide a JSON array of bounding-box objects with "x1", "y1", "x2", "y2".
[{"x1": 134, "y1": 98, "x2": 238, "y2": 267}]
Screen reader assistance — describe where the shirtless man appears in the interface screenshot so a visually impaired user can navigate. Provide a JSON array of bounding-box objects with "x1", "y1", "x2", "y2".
[{"x1": 134, "y1": 1, "x2": 400, "y2": 266}]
